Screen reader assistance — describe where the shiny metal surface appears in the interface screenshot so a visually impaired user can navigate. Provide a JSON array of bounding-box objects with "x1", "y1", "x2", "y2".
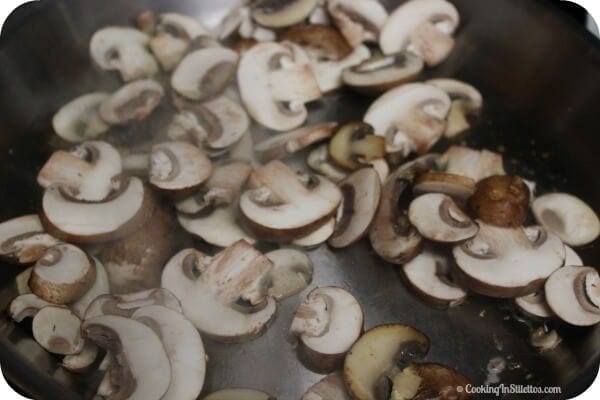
[{"x1": 0, "y1": 0, "x2": 599, "y2": 399}]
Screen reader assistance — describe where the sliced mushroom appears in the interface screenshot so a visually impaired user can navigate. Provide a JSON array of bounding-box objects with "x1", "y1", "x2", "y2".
[
  {"x1": 344, "y1": 324, "x2": 430, "y2": 400},
  {"x1": 329, "y1": 168, "x2": 382, "y2": 248},
  {"x1": 99, "y1": 79, "x2": 164, "y2": 125},
  {"x1": 219, "y1": 5, "x2": 277, "y2": 42},
  {"x1": 309, "y1": 0, "x2": 331, "y2": 25},
  {"x1": 52, "y1": 93, "x2": 110, "y2": 142},
  {"x1": 178, "y1": 205, "x2": 256, "y2": 247},
  {"x1": 132, "y1": 305, "x2": 206, "y2": 400},
  {"x1": 266, "y1": 248, "x2": 313, "y2": 300},
  {"x1": 307, "y1": 144, "x2": 349, "y2": 183},
  {"x1": 83, "y1": 315, "x2": 171, "y2": 400},
  {"x1": 29, "y1": 244, "x2": 95, "y2": 305},
  {"x1": 532, "y1": 193, "x2": 600, "y2": 247},
  {"x1": 61, "y1": 341, "x2": 99, "y2": 373},
  {"x1": 327, "y1": 0, "x2": 388, "y2": 47},
  {"x1": 251, "y1": 0, "x2": 318, "y2": 28},
  {"x1": 413, "y1": 172, "x2": 476, "y2": 204},
  {"x1": 469, "y1": 175, "x2": 530, "y2": 228},
  {"x1": 32, "y1": 306, "x2": 84, "y2": 355},
  {"x1": 7, "y1": 294, "x2": 52, "y2": 322},
  {"x1": 72, "y1": 258, "x2": 110, "y2": 318},
  {"x1": 0, "y1": 215, "x2": 60, "y2": 265},
  {"x1": 427, "y1": 79, "x2": 483, "y2": 138},
  {"x1": 329, "y1": 122, "x2": 386, "y2": 171},
  {"x1": 255, "y1": 122, "x2": 337, "y2": 162},
  {"x1": 203, "y1": 388, "x2": 275, "y2": 400},
  {"x1": 15, "y1": 268, "x2": 32, "y2": 295},
  {"x1": 390, "y1": 363, "x2": 472, "y2": 400},
  {"x1": 453, "y1": 222, "x2": 565, "y2": 298},
  {"x1": 238, "y1": 42, "x2": 322, "y2": 131},
  {"x1": 240, "y1": 161, "x2": 342, "y2": 242},
  {"x1": 380, "y1": 0, "x2": 460, "y2": 66},
  {"x1": 370, "y1": 158, "x2": 389, "y2": 183},
  {"x1": 161, "y1": 242, "x2": 277, "y2": 342},
  {"x1": 364, "y1": 83, "x2": 451, "y2": 159},
  {"x1": 529, "y1": 327, "x2": 562, "y2": 351},
  {"x1": 291, "y1": 287, "x2": 363, "y2": 372},
  {"x1": 443, "y1": 146, "x2": 506, "y2": 182},
  {"x1": 302, "y1": 372, "x2": 351, "y2": 400},
  {"x1": 565, "y1": 245, "x2": 584, "y2": 266},
  {"x1": 41, "y1": 177, "x2": 155, "y2": 243},
  {"x1": 310, "y1": 45, "x2": 372, "y2": 93},
  {"x1": 90, "y1": 27, "x2": 159, "y2": 82},
  {"x1": 515, "y1": 291, "x2": 555, "y2": 319},
  {"x1": 172, "y1": 48, "x2": 238, "y2": 101},
  {"x1": 369, "y1": 155, "x2": 439, "y2": 264},
  {"x1": 84, "y1": 288, "x2": 182, "y2": 320},
  {"x1": 343, "y1": 52, "x2": 424, "y2": 95},
  {"x1": 280, "y1": 24, "x2": 352, "y2": 62},
  {"x1": 38, "y1": 141, "x2": 122, "y2": 202},
  {"x1": 545, "y1": 266, "x2": 600, "y2": 326},
  {"x1": 293, "y1": 217, "x2": 336, "y2": 248},
  {"x1": 402, "y1": 247, "x2": 467, "y2": 307}
]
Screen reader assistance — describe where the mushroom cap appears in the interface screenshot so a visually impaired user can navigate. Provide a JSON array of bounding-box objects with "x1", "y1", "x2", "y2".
[
  {"x1": 545, "y1": 266, "x2": 600, "y2": 326},
  {"x1": 266, "y1": 248, "x2": 313, "y2": 301},
  {"x1": 252, "y1": 0, "x2": 319, "y2": 28},
  {"x1": 468, "y1": 175, "x2": 530, "y2": 228},
  {"x1": 427, "y1": 79, "x2": 483, "y2": 113},
  {"x1": 514, "y1": 291, "x2": 555, "y2": 319},
  {"x1": 453, "y1": 222, "x2": 565, "y2": 298},
  {"x1": 7, "y1": 293, "x2": 52, "y2": 323},
  {"x1": 203, "y1": 388, "x2": 274, "y2": 400},
  {"x1": 32, "y1": 306, "x2": 84, "y2": 355},
  {"x1": 52, "y1": 93, "x2": 110, "y2": 143},
  {"x1": 100, "y1": 79, "x2": 164, "y2": 125},
  {"x1": 0, "y1": 214, "x2": 59, "y2": 265},
  {"x1": 532, "y1": 193, "x2": 600, "y2": 247},
  {"x1": 302, "y1": 371, "x2": 352, "y2": 400},
  {"x1": 328, "y1": 122, "x2": 386, "y2": 171},
  {"x1": 327, "y1": 0, "x2": 388, "y2": 47},
  {"x1": 84, "y1": 288, "x2": 182, "y2": 320},
  {"x1": 71, "y1": 257, "x2": 110, "y2": 319}
]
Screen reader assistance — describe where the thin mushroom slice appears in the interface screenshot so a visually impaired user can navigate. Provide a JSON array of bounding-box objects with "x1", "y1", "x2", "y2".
[
  {"x1": 84, "y1": 288, "x2": 182, "y2": 320},
  {"x1": 328, "y1": 122, "x2": 387, "y2": 171},
  {"x1": 413, "y1": 172, "x2": 475, "y2": 204},
  {"x1": 172, "y1": 48, "x2": 238, "y2": 101},
  {"x1": 532, "y1": 193, "x2": 600, "y2": 247},
  {"x1": 329, "y1": 168, "x2": 382, "y2": 249},
  {"x1": 203, "y1": 388, "x2": 275, "y2": 400},
  {"x1": 309, "y1": 45, "x2": 371, "y2": 93},
  {"x1": 83, "y1": 315, "x2": 171, "y2": 400},
  {"x1": 390, "y1": 363, "x2": 472, "y2": 400},
  {"x1": 266, "y1": 248, "x2": 313, "y2": 300},
  {"x1": 427, "y1": 79, "x2": 482, "y2": 138},
  {"x1": 32, "y1": 306, "x2": 84, "y2": 355},
  {"x1": 251, "y1": 0, "x2": 319, "y2": 28},
  {"x1": 30, "y1": 244, "x2": 96, "y2": 305},
  {"x1": 442, "y1": 146, "x2": 505, "y2": 182},
  {"x1": 90, "y1": 27, "x2": 159, "y2": 82},
  {"x1": 469, "y1": 175, "x2": 530, "y2": 228},
  {"x1": 100, "y1": 79, "x2": 164, "y2": 125},
  {"x1": 255, "y1": 122, "x2": 337, "y2": 162},
  {"x1": 291, "y1": 287, "x2": 363, "y2": 373},
  {"x1": 302, "y1": 371, "x2": 352, "y2": 400},
  {"x1": 343, "y1": 324, "x2": 430, "y2": 400},
  {"x1": 293, "y1": 218, "x2": 336, "y2": 248},
  {"x1": 0, "y1": 215, "x2": 59, "y2": 265},
  {"x1": 327, "y1": 0, "x2": 388, "y2": 47},
  {"x1": 7, "y1": 294, "x2": 52, "y2": 322},
  {"x1": 402, "y1": 247, "x2": 467, "y2": 307},
  {"x1": 72, "y1": 257, "x2": 110, "y2": 319},
  {"x1": 133, "y1": 305, "x2": 206, "y2": 400},
  {"x1": 545, "y1": 266, "x2": 600, "y2": 326},
  {"x1": 530, "y1": 327, "x2": 562, "y2": 352},
  {"x1": 515, "y1": 291, "x2": 555, "y2": 319},
  {"x1": 61, "y1": 341, "x2": 99, "y2": 373},
  {"x1": 52, "y1": 93, "x2": 110, "y2": 142},
  {"x1": 408, "y1": 193, "x2": 478, "y2": 243},
  {"x1": 453, "y1": 222, "x2": 565, "y2": 298},
  {"x1": 307, "y1": 144, "x2": 349, "y2": 183},
  {"x1": 280, "y1": 24, "x2": 352, "y2": 62}
]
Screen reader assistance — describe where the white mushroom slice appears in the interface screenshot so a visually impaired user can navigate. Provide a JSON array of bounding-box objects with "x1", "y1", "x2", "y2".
[
  {"x1": 545, "y1": 266, "x2": 600, "y2": 326},
  {"x1": 219, "y1": 6, "x2": 276, "y2": 42},
  {"x1": 327, "y1": 0, "x2": 388, "y2": 47},
  {"x1": 343, "y1": 324, "x2": 430, "y2": 400},
  {"x1": 380, "y1": 0, "x2": 459, "y2": 62},
  {"x1": 293, "y1": 218, "x2": 336, "y2": 248},
  {"x1": 149, "y1": 141, "x2": 212, "y2": 197},
  {"x1": 83, "y1": 315, "x2": 171, "y2": 400},
  {"x1": 443, "y1": 146, "x2": 505, "y2": 182},
  {"x1": 343, "y1": 52, "x2": 424, "y2": 94},
  {"x1": 266, "y1": 248, "x2": 313, "y2": 300},
  {"x1": 427, "y1": 79, "x2": 483, "y2": 138},
  {"x1": 71, "y1": 258, "x2": 110, "y2": 319},
  {"x1": 52, "y1": 93, "x2": 110, "y2": 142},
  {"x1": 413, "y1": 172, "x2": 475, "y2": 203},
  {"x1": 240, "y1": 161, "x2": 342, "y2": 242},
  {"x1": 565, "y1": 245, "x2": 584, "y2": 266},
  {"x1": 328, "y1": 122, "x2": 387, "y2": 171},
  {"x1": 515, "y1": 291, "x2": 555, "y2": 319},
  {"x1": 402, "y1": 247, "x2": 467, "y2": 307},
  {"x1": 532, "y1": 193, "x2": 600, "y2": 247},
  {"x1": 0, "y1": 215, "x2": 59, "y2": 265},
  {"x1": 7, "y1": 294, "x2": 52, "y2": 322},
  {"x1": 203, "y1": 389, "x2": 274, "y2": 400},
  {"x1": 162, "y1": 242, "x2": 276, "y2": 342},
  {"x1": 172, "y1": 48, "x2": 238, "y2": 101},
  {"x1": 100, "y1": 79, "x2": 164, "y2": 125},
  {"x1": 84, "y1": 288, "x2": 182, "y2": 319},
  {"x1": 453, "y1": 222, "x2": 565, "y2": 298},
  {"x1": 292, "y1": 287, "x2": 363, "y2": 372},
  {"x1": 178, "y1": 205, "x2": 256, "y2": 247},
  {"x1": 302, "y1": 372, "x2": 351, "y2": 400},
  {"x1": 252, "y1": 0, "x2": 318, "y2": 28},
  {"x1": 238, "y1": 42, "x2": 322, "y2": 131},
  {"x1": 329, "y1": 168, "x2": 382, "y2": 248},
  {"x1": 364, "y1": 83, "x2": 451, "y2": 158},
  {"x1": 254, "y1": 122, "x2": 337, "y2": 162},
  {"x1": 312, "y1": 45, "x2": 371, "y2": 92},
  {"x1": 32, "y1": 306, "x2": 84, "y2": 355},
  {"x1": 30, "y1": 244, "x2": 96, "y2": 305},
  {"x1": 15, "y1": 268, "x2": 32, "y2": 295},
  {"x1": 307, "y1": 144, "x2": 348, "y2": 183},
  {"x1": 42, "y1": 177, "x2": 154, "y2": 243},
  {"x1": 61, "y1": 341, "x2": 99, "y2": 373},
  {"x1": 133, "y1": 305, "x2": 206, "y2": 400},
  {"x1": 408, "y1": 193, "x2": 478, "y2": 243},
  {"x1": 38, "y1": 141, "x2": 122, "y2": 202},
  {"x1": 90, "y1": 27, "x2": 159, "y2": 82}
]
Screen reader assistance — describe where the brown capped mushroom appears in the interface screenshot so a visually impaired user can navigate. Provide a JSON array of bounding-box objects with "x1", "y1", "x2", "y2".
[
  {"x1": 327, "y1": 0, "x2": 388, "y2": 47},
  {"x1": 328, "y1": 122, "x2": 386, "y2": 171},
  {"x1": 0, "y1": 215, "x2": 59, "y2": 265},
  {"x1": 266, "y1": 248, "x2": 313, "y2": 300},
  {"x1": 280, "y1": 24, "x2": 352, "y2": 62},
  {"x1": 99, "y1": 79, "x2": 164, "y2": 125},
  {"x1": 32, "y1": 306, "x2": 84, "y2": 355},
  {"x1": 52, "y1": 93, "x2": 110, "y2": 143},
  {"x1": 255, "y1": 122, "x2": 337, "y2": 162},
  {"x1": 251, "y1": 0, "x2": 319, "y2": 28},
  {"x1": 468, "y1": 175, "x2": 530, "y2": 228},
  {"x1": 545, "y1": 266, "x2": 600, "y2": 326}
]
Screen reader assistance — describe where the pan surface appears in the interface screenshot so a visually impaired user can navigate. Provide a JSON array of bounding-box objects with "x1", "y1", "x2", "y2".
[{"x1": 0, "y1": 0, "x2": 599, "y2": 399}]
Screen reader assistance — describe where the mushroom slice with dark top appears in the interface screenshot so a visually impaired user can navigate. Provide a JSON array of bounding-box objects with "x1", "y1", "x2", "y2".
[
  {"x1": 453, "y1": 222, "x2": 565, "y2": 298},
  {"x1": 84, "y1": 288, "x2": 182, "y2": 319},
  {"x1": 389, "y1": 363, "x2": 472, "y2": 400},
  {"x1": 515, "y1": 291, "x2": 555, "y2": 319},
  {"x1": 343, "y1": 52, "x2": 424, "y2": 95},
  {"x1": 99, "y1": 79, "x2": 164, "y2": 125},
  {"x1": 468, "y1": 175, "x2": 530, "y2": 228},
  {"x1": 293, "y1": 217, "x2": 336, "y2": 248},
  {"x1": 532, "y1": 193, "x2": 600, "y2": 247},
  {"x1": 408, "y1": 193, "x2": 478, "y2": 243},
  {"x1": 0, "y1": 215, "x2": 59, "y2": 265},
  {"x1": 133, "y1": 305, "x2": 206, "y2": 400},
  {"x1": 161, "y1": 242, "x2": 276, "y2": 342},
  {"x1": 266, "y1": 248, "x2": 313, "y2": 300},
  {"x1": 172, "y1": 48, "x2": 238, "y2": 101},
  {"x1": 307, "y1": 144, "x2": 349, "y2": 183},
  {"x1": 545, "y1": 266, "x2": 600, "y2": 326},
  {"x1": 343, "y1": 324, "x2": 430, "y2": 400},
  {"x1": 427, "y1": 79, "x2": 483, "y2": 138},
  {"x1": 402, "y1": 247, "x2": 467, "y2": 307},
  {"x1": 291, "y1": 287, "x2": 363, "y2": 373},
  {"x1": 52, "y1": 93, "x2": 110, "y2": 143},
  {"x1": 71, "y1": 257, "x2": 110, "y2": 318},
  {"x1": 255, "y1": 122, "x2": 337, "y2": 162},
  {"x1": 29, "y1": 244, "x2": 96, "y2": 305},
  {"x1": 7, "y1": 294, "x2": 52, "y2": 322},
  {"x1": 83, "y1": 315, "x2": 171, "y2": 400},
  {"x1": 302, "y1": 372, "x2": 352, "y2": 400},
  {"x1": 328, "y1": 122, "x2": 386, "y2": 171},
  {"x1": 251, "y1": 0, "x2": 319, "y2": 28},
  {"x1": 442, "y1": 146, "x2": 505, "y2": 182},
  {"x1": 327, "y1": 0, "x2": 388, "y2": 47},
  {"x1": 412, "y1": 172, "x2": 475, "y2": 204},
  {"x1": 203, "y1": 389, "x2": 275, "y2": 400},
  {"x1": 32, "y1": 306, "x2": 84, "y2": 355},
  {"x1": 90, "y1": 27, "x2": 159, "y2": 82},
  {"x1": 61, "y1": 341, "x2": 99, "y2": 373},
  {"x1": 329, "y1": 168, "x2": 382, "y2": 248}
]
